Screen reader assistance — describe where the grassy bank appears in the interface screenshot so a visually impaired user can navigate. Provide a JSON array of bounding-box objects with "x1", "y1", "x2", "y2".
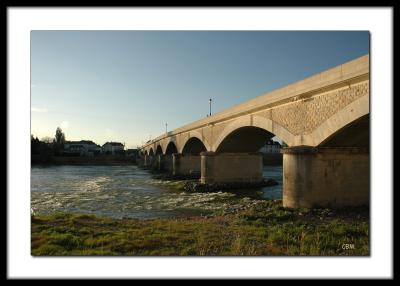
[{"x1": 31, "y1": 200, "x2": 369, "y2": 256}]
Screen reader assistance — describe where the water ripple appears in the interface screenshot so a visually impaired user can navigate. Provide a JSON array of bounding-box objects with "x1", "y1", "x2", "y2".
[{"x1": 31, "y1": 165, "x2": 282, "y2": 219}]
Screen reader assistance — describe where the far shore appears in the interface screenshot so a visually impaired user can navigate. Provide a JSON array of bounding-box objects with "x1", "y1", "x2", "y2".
[{"x1": 31, "y1": 155, "x2": 137, "y2": 166}]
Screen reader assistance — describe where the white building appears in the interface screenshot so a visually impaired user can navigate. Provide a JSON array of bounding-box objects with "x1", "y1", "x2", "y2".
[
  {"x1": 102, "y1": 142, "x2": 124, "y2": 155},
  {"x1": 64, "y1": 140, "x2": 101, "y2": 156},
  {"x1": 259, "y1": 139, "x2": 282, "y2": 153}
]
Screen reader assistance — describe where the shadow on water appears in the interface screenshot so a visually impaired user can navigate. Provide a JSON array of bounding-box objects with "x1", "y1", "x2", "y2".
[{"x1": 220, "y1": 165, "x2": 282, "y2": 200}]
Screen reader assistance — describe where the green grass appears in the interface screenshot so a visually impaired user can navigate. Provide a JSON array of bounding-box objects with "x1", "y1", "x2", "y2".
[{"x1": 31, "y1": 201, "x2": 369, "y2": 256}]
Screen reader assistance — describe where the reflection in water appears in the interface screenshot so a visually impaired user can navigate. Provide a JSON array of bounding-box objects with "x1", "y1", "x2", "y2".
[{"x1": 31, "y1": 165, "x2": 282, "y2": 219}]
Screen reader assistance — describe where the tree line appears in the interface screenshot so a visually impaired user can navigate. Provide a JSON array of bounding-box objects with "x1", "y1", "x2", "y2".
[{"x1": 31, "y1": 127, "x2": 66, "y2": 159}]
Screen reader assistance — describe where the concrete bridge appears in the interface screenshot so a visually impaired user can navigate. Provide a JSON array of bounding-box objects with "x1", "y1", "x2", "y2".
[{"x1": 139, "y1": 55, "x2": 369, "y2": 208}]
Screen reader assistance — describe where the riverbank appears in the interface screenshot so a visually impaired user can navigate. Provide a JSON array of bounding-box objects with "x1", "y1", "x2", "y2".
[{"x1": 31, "y1": 200, "x2": 369, "y2": 256}]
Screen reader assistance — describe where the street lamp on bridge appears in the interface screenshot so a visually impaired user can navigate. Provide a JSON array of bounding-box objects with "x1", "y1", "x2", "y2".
[{"x1": 209, "y1": 98, "x2": 212, "y2": 116}]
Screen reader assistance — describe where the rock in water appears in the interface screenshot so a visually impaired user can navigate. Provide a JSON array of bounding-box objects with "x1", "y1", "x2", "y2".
[{"x1": 183, "y1": 178, "x2": 279, "y2": 193}]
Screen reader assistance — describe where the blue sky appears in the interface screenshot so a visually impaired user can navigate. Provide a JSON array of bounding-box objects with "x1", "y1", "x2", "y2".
[{"x1": 31, "y1": 31, "x2": 369, "y2": 148}]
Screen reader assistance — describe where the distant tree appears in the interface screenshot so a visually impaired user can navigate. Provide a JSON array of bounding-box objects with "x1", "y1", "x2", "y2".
[
  {"x1": 55, "y1": 127, "x2": 66, "y2": 145},
  {"x1": 41, "y1": 136, "x2": 53, "y2": 144},
  {"x1": 31, "y1": 135, "x2": 41, "y2": 155},
  {"x1": 31, "y1": 136, "x2": 54, "y2": 164},
  {"x1": 53, "y1": 127, "x2": 66, "y2": 156}
]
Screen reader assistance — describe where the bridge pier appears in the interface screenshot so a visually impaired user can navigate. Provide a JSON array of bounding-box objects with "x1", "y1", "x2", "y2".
[
  {"x1": 200, "y1": 152, "x2": 263, "y2": 184},
  {"x1": 172, "y1": 154, "x2": 201, "y2": 177},
  {"x1": 283, "y1": 147, "x2": 369, "y2": 208},
  {"x1": 153, "y1": 155, "x2": 163, "y2": 172},
  {"x1": 152, "y1": 155, "x2": 174, "y2": 173},
  {"x1": 141, "y1": 155, "x2": 154, "y2": 169},
  {"x1": 164, "y1": 155, "x2": 173, "y2": 173}
]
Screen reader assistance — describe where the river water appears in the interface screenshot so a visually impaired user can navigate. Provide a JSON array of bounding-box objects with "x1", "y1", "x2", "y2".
[{"x1": 31, "y1": 165, "x2": 282, "y2": 219}]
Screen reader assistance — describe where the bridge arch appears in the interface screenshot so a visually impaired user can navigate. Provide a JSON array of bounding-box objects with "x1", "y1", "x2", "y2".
[
  {"x1": 149, "y1": 148, "x2": 154, "y2": 156},
  {"x1": 165, "y1": 141, "x2": 178, "y2": 154},
  {"x1": 215, "y1": 126, "x2": 275, "y2": 153},
  {"x1": 310, "y1": 96, "x2": 369, "y2": 147},
  {"x1": 318, "y1": 114, "x2": 369, "y2": 148},
  {"x1": 179, "y1": 131, "x2": 210, "y2": 154},
  {"x1": 144, "y1": 150, "x2": 148, "y2": 156},
  {"x1": 155, "y1": 144, "x2": 163, "y2": 155},
  {"x1": 181, "y1": 137, "x2": 208, "y2": 155},
  {"x1": 213, "y1": 115, "x2": 295, "y2": 152}
]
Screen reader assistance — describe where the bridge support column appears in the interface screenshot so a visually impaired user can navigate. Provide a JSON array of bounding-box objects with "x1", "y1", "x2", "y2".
[
  {"x1": 152, "y1": 155, "x2": 173, "y2": 173},
  {"x1": 200, "y1": 152, "x2": 263, "y2": 184},
  {"x1": 140, "y1": 155, "x2": 147, "y2": 167},
  {"x1": 283, "y1": 147, "x2": 369, "y2": 208},
  {"x1": 149, "y1": 156, "x2": 156, "y2": 168},
  {"x1": 154, "y1": 155, "x2": 164, "y2": 172},
  {"x1": 142, "y1": 155, "x2": 153, "y2": 168},
  {"x1": 164, "y1": 155, "x2": 173, "y2": 173},
  {"x1": 172, "y1": 154, "x2": 201, "y2": 177}
]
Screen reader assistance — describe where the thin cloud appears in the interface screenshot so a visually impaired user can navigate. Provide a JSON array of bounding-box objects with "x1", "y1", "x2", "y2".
[{"x1": 31, "y1": 107, "x2": 48, "y2": 113}]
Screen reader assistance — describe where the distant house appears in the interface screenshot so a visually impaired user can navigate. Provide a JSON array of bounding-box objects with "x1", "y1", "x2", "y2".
[
  {"x1": 259, "y1": 139, "x2": 282, "y2": 154},
  {"x1": 102, "y1": 142, "x2": 124, "y2": 155},
  {"x1": 64, "y1": 140, "x2": 101, "y2": 156}
]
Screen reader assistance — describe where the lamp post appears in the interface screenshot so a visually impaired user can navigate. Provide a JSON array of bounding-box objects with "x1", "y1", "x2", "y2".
[
  {"x1": 209, "y1": 98, "x2": 212, "y2": 116},
  {"x1": 166, "y1": 123, "x2": 168, "y2": 134}
]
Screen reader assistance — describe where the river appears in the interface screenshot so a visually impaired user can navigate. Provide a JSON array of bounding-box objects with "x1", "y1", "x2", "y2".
[{"x1": 31, "y1": 165, "x2": 282, "y2": 219}]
